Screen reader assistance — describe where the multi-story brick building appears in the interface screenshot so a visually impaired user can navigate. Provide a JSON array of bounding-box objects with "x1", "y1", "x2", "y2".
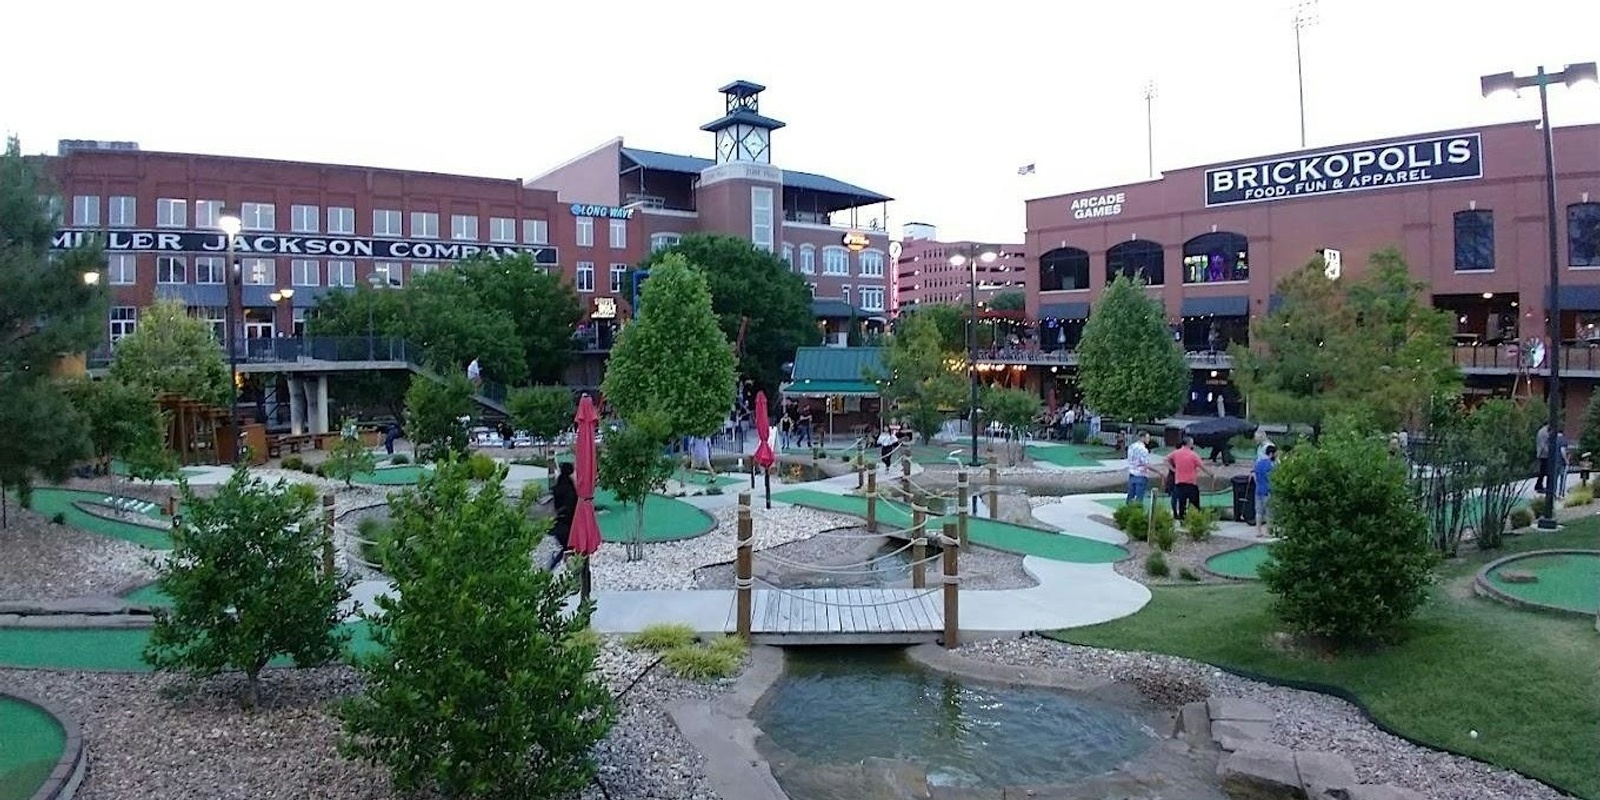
[{"x1": 892, "y1": 222, "x2": 1025, "y2": 314}]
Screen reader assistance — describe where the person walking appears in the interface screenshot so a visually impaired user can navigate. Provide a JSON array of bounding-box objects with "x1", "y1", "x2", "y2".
[
  {"x1": 1535, "y1": 423, "x2": 1551, "y2": 493},
  {"x1": 1168, "y1": 436, "x2": 1211, "y2": 520},
  {"x1": 1253, "y1": 445, "x2": 1277, "y2": 536},
  {"x1": 1125, "y1": 431, "x2": 1160, "y2": 504},
  {"x1": 466, "y1": 357, "x2": 482, "y2": 388},
  {"x1": 546, "y1": 462, "x2": 577, "y2": 570},
  {"x1": 382, "y1": 422, "x2": 401, "y2": 456},
  {"x1": 876, "y1": 427, "x2": 898, "y2": 469}
]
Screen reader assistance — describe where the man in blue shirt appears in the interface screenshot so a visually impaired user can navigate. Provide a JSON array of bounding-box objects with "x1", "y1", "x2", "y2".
[{"x1": 1253, "y1": 444, "x2": 1277, "y2": 535}]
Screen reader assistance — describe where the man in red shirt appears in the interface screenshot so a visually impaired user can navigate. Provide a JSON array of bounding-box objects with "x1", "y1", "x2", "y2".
[{"x1": 1167, "y1": 436, "x2": 1212, "y2": 520}]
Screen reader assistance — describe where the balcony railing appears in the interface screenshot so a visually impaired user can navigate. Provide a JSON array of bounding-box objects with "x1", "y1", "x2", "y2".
[
  {"x1": 972, "y1": 347, "x2": 1236, "y2": 369},
  {"x1": 1452, "y1": 343, "x2": 1600, "y2": 374}
]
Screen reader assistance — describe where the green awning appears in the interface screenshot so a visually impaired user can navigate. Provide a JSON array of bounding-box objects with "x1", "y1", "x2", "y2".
[{"x1": 781, "y1": 379, "x2": 881, "y2": 397}]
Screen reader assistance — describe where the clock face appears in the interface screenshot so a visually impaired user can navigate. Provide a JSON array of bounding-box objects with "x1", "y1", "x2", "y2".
[
  {"x1": 740, "y1": 127, "x2": 769, "y2": 162},
  {"x1": 717, "y1": 130, "x2": 736, "y2": 160}
]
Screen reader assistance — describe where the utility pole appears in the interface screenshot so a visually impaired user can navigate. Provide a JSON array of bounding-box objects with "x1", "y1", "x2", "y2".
[
  {"x1": 1141, "y1": 80, "x2": 1158, "y2": 178},
  {"x1": 1293, "y1": 0, "x2": 1319, "y2": 148}
]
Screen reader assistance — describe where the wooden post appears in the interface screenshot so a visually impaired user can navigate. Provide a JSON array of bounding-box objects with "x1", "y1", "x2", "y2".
[
  {"x1": 957, "y1": 471, "x2": 971, "y2": 547},
  {"x1": 912, "y1": 532, "x2": 927, "y2": 589},
  {"x1": 900, "y1": 448, "x2": 912, "y2": 495},
  {"x1": 164, "y1": 494, "x2": 177, "y2": 517},
  {"x1": 856, "y1": 455, "x2": 864, "y2": 489},
  {"x1": 321, "y1": 494, "x2": 336, "y2": 579},
  {"x1": 941, "y1": 520, "x2": 960, "y2": 650},
  {"x1": 986, "y1": 458, "x2": 999, "y2": 520},
  {"x1": 865, "y1": 470, "x2": 879, "y2": 533},
  {"x1": 736, "y1": 492, "x2": 753, "y2": 640}
]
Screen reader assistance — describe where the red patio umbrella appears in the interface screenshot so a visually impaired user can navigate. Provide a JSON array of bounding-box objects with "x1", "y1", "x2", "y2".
[
  {"x1": 753, "y1": 391, "x2": 776, "y2": 509},
  {"x1": 570, "y1": 394, "x2": 602, "y2": 600}
]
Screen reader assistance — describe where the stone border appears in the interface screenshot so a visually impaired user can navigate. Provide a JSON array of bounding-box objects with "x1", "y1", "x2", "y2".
[
  {"x1": 2, "y1": 687, "x2": 87, "y2": 800},
  {"x1": 1473, "y1": 548, "x2": 1600, "y2": 618},
  {"x1": 71, "y1": 500, "x2": 171, "y2": 532},
  {"x1": 665, "y1": 645, "x2": 790, "y2": 800}
]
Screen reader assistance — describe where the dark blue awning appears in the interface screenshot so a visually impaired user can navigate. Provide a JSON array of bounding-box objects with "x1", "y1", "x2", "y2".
[
  {"x1": 1039, "y1": 301, "x2": 1090, "y2": 320},
  {"x1": 1547, "y1": 285, "x2": 1600, "y2": 312},
  {"x1": 1180, "y1": 295, "x2": 1250, "y2": 317}
]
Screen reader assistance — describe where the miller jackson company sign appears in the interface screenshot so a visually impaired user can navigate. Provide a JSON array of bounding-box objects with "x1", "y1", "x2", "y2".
[
  {"x1": 50, "y1": 229, "x2": 559, "y2": 265},
  {"x1": 1204, "y1": 132, "x2": 1483, "y2": 208}
]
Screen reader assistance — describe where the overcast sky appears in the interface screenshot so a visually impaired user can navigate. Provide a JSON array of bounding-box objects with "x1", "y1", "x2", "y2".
[{"x1": 6, "y1": 0, "x2": 1599, "y2": 243}]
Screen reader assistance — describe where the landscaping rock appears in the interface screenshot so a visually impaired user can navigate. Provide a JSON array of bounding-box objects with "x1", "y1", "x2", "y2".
[
  {"x1": 1218, "y1": 745, "x2": 1306, "y2": 800},
  {"x1": 1175, "y1": 700, "x2": 1212, "y2": 743},
  {"x1": 1343, "y1": 784, "x2": 1428, "y2": 800},
  {"x1": 1294, "y1": 751, "x2": 1357, "y2": 797},
  {"x1": 1212, "y1": 719, "x2": 1272, "y2": 752},
  {"x1": 1209, "y1": 696, "x2": 1275, "y2": 723},
  {"x1": 1496, "y1": 570, "x2": 1538, "y2": 584},
  {"x1": 0, "y1": 596, "x2": 130, "y2": 615}
]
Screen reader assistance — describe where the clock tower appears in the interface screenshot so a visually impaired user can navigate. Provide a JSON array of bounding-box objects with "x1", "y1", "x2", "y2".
[{"x1": 701, "y1": 80, "x2": 786, "y2": 165}]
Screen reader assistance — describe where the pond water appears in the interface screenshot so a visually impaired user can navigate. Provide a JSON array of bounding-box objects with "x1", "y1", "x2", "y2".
[{"x1": 753, "y1": 648, "x2": 1157, "y2": 797}]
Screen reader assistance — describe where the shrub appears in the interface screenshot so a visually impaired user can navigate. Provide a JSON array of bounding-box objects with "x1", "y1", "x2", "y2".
[
  {"x1": 1564, "y1": 486, "x2": 1593, "y2": 507},
  {"x1": 662, "y1": 642, "x2": 744, "y2": 680},
  {"x1": 1509, "y1": 506, "x2": 1534, "y2": 530},
  {"x1": 1112, "y1": 503, "x2": 1149, "y2": 540},
  {"x1": 356, "y1": 517, "x2": 393, "y2": 570},
  {"x1": 1178, "y1": 566, "x2": 1200, "y2": 582},
  {"x1": 1258, "y1": 432, "x2": 1436, "y2": 644},
  {"x1": 1528, "y1": 496, "x2": 1551, "y2": 519},
  {"x1": 1182, "y1": 507, "x2": 1218, "y2": 541},
  {"x1": 466, "y1": 452, "x2": 499, "y2": 482},
  {"x1": 282, "y1": 455, "x2": 306, "y2": 472},
  {"x1": 50, "y1": 511, "x2": 66, "y2": 525},
  {"x1": 1144, "y1": 551, "x2": 1170, "y2": 577},
  {"x1": 1151, "y1": 509, "x2": 1177, "y2": 552},
  {"x1": 625, "y1": 622, "x2": 698, "y2": 652},
  {"x1": 286, "y1": 482, "x2": 322, "y2": 510},
  {"x1": 389, "y1": 453, "x2": 410, "y2": 465},
  {"x1": 564, "y1": 627, "x2": 604, "y2": 654}
]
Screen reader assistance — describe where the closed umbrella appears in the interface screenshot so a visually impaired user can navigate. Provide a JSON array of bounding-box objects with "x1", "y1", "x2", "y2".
[
  {"x1": 753, "y1": 391, "x2": 776, "y2": 508},
  {"x1": 570, "y1": 394, "x2": 602, "y2": 600}
]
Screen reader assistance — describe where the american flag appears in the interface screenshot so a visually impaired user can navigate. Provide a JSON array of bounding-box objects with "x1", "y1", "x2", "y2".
[{"x1": 1017, "y1": 163, "x2": 1036, "y2": 175}]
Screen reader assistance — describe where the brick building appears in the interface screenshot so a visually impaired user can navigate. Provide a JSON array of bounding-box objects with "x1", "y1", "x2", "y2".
[{"x1": 892, "y1": 222, "x2": 1025, "y2": 314}]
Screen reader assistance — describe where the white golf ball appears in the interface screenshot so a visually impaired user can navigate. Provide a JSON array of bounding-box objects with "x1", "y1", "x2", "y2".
[{"x1": 1470, "y1": 730, "x2": 1479, "y2": 739}]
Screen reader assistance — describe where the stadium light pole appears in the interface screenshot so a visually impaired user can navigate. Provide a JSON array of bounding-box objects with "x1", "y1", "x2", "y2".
[
  {"x1": 1481, "y1": 62, "x2": 1599, "y2": 530},
  {"x1": 950, "y1": 249, "x2": 999, "y2": 467}
]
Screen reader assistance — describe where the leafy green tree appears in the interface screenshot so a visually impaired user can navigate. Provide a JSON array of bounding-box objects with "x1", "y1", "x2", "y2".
[
  {"x1": 597, "y1": 412, "x2": 677, "y2": 561},
  {"x1": 507, "y1": 385, "x2": 574, "y2": 462},
  {"x1": 981, "y1": 386, "x2": 1042, "y2": 465},
  {"x1": 988, "y1": 291, "x2": 1026, "y2": 312},
  {"x1": 404, "y1": 375, "x2": 474, "y2": 462},
  {"x1": 455, "y1": 253, "x2": 583, "y2": 384},
  {"x1": 1463, "y1": 399, "x2": 1539, "y2": 551},
  {"x1": 143, "y1": 465, "x2": 350, "y2": 706},
  {"x1": 342, "y1": 458, "x2": 615, "y2": 798},
  {"x1": 1077, "y1": 274, "x2": 1188, "y2": 425},
  {"x1": 1259, "y1": 432, "x2": 1436, "y2": 644},
  {"x1": 109, "y1": 298, "x2": 230, "y2": 407},
  {"x1": 880, "y1": 313, "x2": 963, "y2": 444},
  {"x1": 62, "y1": 377, "x2": 167, "y2": 476},
  {"x1": 603, "y1": 253, "x2": 736, "y2": 439},
  {"x1": 323, "y1": 420, "x2": 378, "y2": 488},
  {"x1": 1581, "y1": 390, "x2": 1600, "y2": 466},
  {"x1": 641, "y1": 233, "x2": 818, "y2": 394},
  {"x1": 900, "y1": 304, "x2": 968, "y2": 354},
  {"x1": 0, "y1": 136, "x2": 105, "y2": 520}
]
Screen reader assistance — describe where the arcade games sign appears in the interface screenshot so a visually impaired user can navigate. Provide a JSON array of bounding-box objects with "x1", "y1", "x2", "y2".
[{"x1": 1204, "y1": 132, "x2": 1483, "y2": 208}]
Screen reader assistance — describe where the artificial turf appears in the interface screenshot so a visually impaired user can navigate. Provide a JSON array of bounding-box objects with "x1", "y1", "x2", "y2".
[
  {"x1": 0, "y1": 621, "x2": 382, "y2": 672},
  {"x1": 0, "y1": 695, "x2": 64, "y2": 800},
  {"x1": 1485, "y1": 551, "x2": 1600, "y2": 614},
  {"x1": 25, "y1": 488, "x2": 172, "y2": 549},
  {"x1": 1204, "y1": 542, "x2": 1272, "y2": 579}
]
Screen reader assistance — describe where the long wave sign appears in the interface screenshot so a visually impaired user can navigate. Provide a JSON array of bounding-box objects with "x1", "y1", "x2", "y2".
[{"x1": 1204, "y1": 132, "x2": 1482, "y2": 207}]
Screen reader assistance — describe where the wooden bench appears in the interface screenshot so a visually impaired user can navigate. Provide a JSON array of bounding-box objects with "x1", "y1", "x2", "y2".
[{"x1": 267, "y1": 434, "x2": 317, "y2": 459}]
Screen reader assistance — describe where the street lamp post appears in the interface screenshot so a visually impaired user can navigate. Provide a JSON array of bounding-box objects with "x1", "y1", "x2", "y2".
[
  {"x1": 217, "y1": 211, "x2": 243, "y2": 457},
  {"x1": 1481, "y1": 62, "x2": 1598, "y2": 530},
  {"x1": 268, "y1": 287, "x2": 296, "y2": 348},
  {"x1": 950, "y1": 249, "x2": 998, "y2": 467}
]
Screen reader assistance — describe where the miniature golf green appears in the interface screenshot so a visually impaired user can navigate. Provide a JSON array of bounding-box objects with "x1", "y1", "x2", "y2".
[
  {"x1": 1025, "y1": 443, "x2": 1120, "y2": 468},
  {"x1": 119, "y1": 582, "x2": 170, "y2": 607},
  {"x1": 1484, "y1": 550, "x2": 1600, "y2": 615},
  {"x1": 352, "y1": 465, "x2": 432, "y2": 485},
  {"x1": 669, "y1": 468, "x2": 746, "y2": 489},
  {"x1": 0, "y1": 622, "x2": 382, "y2": 672},
  {"x1": 109, "y1": 460, "x2": 207, "y2": 479},
  {"x1": 0, "y1": 695, "x2": 64, "y2": 800},
  {"x1": 1204, "y1": 543, "x2": 1272, "y2": 579},
  {"x1": 593, "y1": 490, "x2": 716, "y2": 542},
  {"x1": 771, "y1": 489, "x2": 1127, "y2": 563},
  {"x1": 25, "y1": 488, "x2": 172, "y2": 549}
]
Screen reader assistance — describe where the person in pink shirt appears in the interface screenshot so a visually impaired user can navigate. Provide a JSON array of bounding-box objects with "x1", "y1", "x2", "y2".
[{"x1": 1167, "y1": 436, "x2": 1212, "y2": 520}]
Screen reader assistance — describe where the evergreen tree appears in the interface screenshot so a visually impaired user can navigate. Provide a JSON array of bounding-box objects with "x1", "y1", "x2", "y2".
[{"x1": 1076, "y1": 274, "x2": 1189, "y2": 424}]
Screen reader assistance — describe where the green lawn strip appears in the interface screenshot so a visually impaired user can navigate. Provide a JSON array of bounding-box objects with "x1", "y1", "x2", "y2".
[
  {"x1": 109, "y1": 460, "x2": 207, "y2": 479},
  {"x1": 352, "y1": 465, "x2": 432, "y2": 486},
  {"x1": 669, "y1": 468, "x2": 745, "y2": 488},
  {"x1": 0, "y1": 696, "x2": 65, "y2": 800},
  {"x1": 1204, "y1": 543, "x2": 1272, "y2": 580},
  {"x1": 0, "y1": 621, "x2": 381, "y2": 672},
  {"x1": 771, "y1": 488, "x2": 1126, "y2": 564},
  {"x1": 1486, "y1": 552, "x2": 1600, "y2": 614},
  {"x1": 1052, "y1": 523, "x2": 1600, "y2": 799},
  {"x1": 593, "y1": 490, "x2": 715, "y2": 543},
  {"x1": 26, "y1": 488, "x2": 171, "y2": 550}
]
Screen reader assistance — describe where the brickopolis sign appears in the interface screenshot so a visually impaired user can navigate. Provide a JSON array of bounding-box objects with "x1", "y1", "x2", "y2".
[{"x1": 1204, "y1": 132, "x2": 1483, "y2": 208}]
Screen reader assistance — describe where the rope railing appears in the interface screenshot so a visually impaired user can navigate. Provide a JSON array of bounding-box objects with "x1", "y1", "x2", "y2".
[
  {"x1": 753, "y1": 538, "x2": 925, "y2": 575},
  {"x1": 749, "y1": 577, "x2": 944, "y2": 607}
]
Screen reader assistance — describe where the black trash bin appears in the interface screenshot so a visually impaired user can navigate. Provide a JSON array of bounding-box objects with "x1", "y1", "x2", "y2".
[{"x1": 1231, "y1": 475, "x2": 1256, "y2": 523}]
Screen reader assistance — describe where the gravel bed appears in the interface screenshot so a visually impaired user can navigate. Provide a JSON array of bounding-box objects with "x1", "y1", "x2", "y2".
[
  {"x1": 958, "y1": 636, "x2": 1570, "y2": 800},
  {"x1": 0, "y1": 508, "x2": 154, "y2": 600},
  {"x1": 1111, "y1": 534, "x2": 1267, "y2": 586},
  {"x1": 690, "y1": 529, "x2": 1037, "y2": 591}
]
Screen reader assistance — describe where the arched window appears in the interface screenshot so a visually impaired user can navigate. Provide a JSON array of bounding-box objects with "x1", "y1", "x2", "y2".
[
  {"x1": 1106, "y1": 239, "x2": 1165, "y2": 285},
  {"x1": 781, "y1": 243, "x2": 794, "y2": 269},
  {"x1": 1181, "y1": 232, "x2": 1249, "y2": 284},
  {"x1": 1039, "y1": 247, "x2": 1090, "y2": 291},
  {"x1": 798, "y1": 244, "x2": 816, "y2": 274}
]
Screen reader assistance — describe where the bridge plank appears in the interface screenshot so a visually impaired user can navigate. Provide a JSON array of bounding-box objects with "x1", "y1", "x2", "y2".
[{"x1": 740, "y1": 588, "x2": 944, "y2": 643}]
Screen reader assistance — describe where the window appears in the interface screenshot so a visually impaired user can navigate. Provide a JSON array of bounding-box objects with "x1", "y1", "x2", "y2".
[
  {"x1": 1452, "y1": 211, "x2": 1495, "y2": 271},
  {"x1": 822, "y1": 246, "x2": 849, "y2": 275},
  {"x1": 41, "y1": 195, "x2": 62, "y2": 223},
  {"x1": 190, "y1": 306, "x2": 226, "y2": 341},
  {"x1": 859, "y1": 249, "x2": 884, "y2": 278},
  {"x1": 782, "y1": 243, "x2": 794, "y2": 268},
  {"x1": 576, "y1": 217, "x2": 595, "y2": 247},
  {"x1": 1181, "y1": 232, "x2": 1250, "y2": 283},
  {"x1": 107, "y1": 254, "x2": 136, "y2": 285},
  {"x1": 292, "y1": 308, "x2": 307, "y2": 337},
  {"x1": 372, "y1": 261, "x2": 402, "y2": 287},
  {"x1": 240, "y1": 202, "x2": 275, "y2": 231},
  {"x1": 411, "y1": 211, "x2": 439, "y2": 238},
  {"x1": 290, "y1": 204, "x2": 319, "y2": 233},
  {"x1": 195, "y1": 200, "x2": 222, "y2": 229},
  {"x1": 489, "y1": 217, "x2": 516, "y2": 243},
  {"x1": 291, "y1": 258, "x2": 319, "y2": 286},
  {"x1": 107, "y1": 196, "x2": 136, "y2": 227},
  {"x1": 650, "y1": 232, "x2": 681, "y2": 252},
  {"x1": 109, "y1": 307, "x2": 138, "y2": 341},
  {"x1": 576, "y1": 261, "x2": 595, "y2": 293},
  {"x1": 327, "y1": 206, "x2": 355, "y2": 235},
  {"x1": 156, "y1": 256, "x2": 186, "y2": 284},
  {"x1": 1106, "y1": 239, "x2": 1165, "y2": 285},
  {"x1": 241, "y1": 257, "x2": 275, "y2": 286},
  {"x1": 799, "y1": 244, "x2": 816, "y2": 274},
  {"x1": 1569, "y1": 203, "x2": 1600, "y2": 267},
  {"x1": 72, "y1": 195, "x2": 99, "y2": 226},
  {"x1": 328, "y1": 260, "x2": 356, "y2": 287},
  {"x1": 750, "y1": 186, "x2": 774, "y2": 251},
  {"x1": 373, "y1": 209, "x2": 402, "y2": 237},
  {"x1": 522, "y1": 219, "x2": 549, "y2": 244},
  {"x1": 156, "y1": 198, "x2": 187, "y2": 228},
  {"x1": 451, "y1": 214, "x2": 479, "y2": 241},
  {"x1": 841, "y1": 284, "x2": 851, "y2": 305},
  {"x1": 609, "y1": 263, "x2": 628, "y2": 294},
  {"x1": 412, "y1": 262, "x2": 439, "y2": 277},
  {"x1": 608, "y1": 218, "x2": 627, "y2": 249},
  {"x1": 194, "y1": 256, "x2": 224, "y2": 284},
  {"x1": 859, "y1": 286, "x2": 885, "y2": 311},
  {"x1": 1040, "y1": 247, "x2": 1090, "y2": 291}
]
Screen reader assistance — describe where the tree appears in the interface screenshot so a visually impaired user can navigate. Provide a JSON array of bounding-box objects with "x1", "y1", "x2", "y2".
[
  {"x1": 323, "y1": 420, "x2": 378, "y2": 488},
  {"x1": 404, "y1": 375, "x2": 474, "y2": 462},
  {"x1": 109, "y1": 298, "x2": 230, "y2": 407},
  {"x1": 507, "y1": 385, "x2": 574, "y2": 462},
  {"x1": 602, "y1": 253, "x2": 736, "y2": 439},
  {"x1": 879, "y1": 313, "x2": 964, "y2": 444},
  {"x1": 143, "y1": 466, "x2": 350, "y2": 706},
  {"x1": 981, "y1": 386, "x2": 1042, "y2": 465},
  {"x1": 989, "y1": 291, "x2": 1026, "y2": 312},
  {"x1": 341, "y1": 458, "x2": 615, "y2": 798},
  {"x1": 0, "y1": 136, "x2": 106, "y2": 519},
  {"x1": 641, "y1": 233, "x2": 818, "y2": 394},
  {"x1": 1077, "y1": 274, "x2": 1189, "y2": 425},
  {"x1": 1259, "y1": 432, "x2": 1436, "y2": 644},
  {"x1": 61, "y1": 377, "x2": 167, "y2": 476},
  {"x1": 901, "y1": 304, "x2": 968, "y2": 354},
  {"x1": 1582, "y1": 390, "x2": 1600, "y2": 466},
  {"x1": 455, "y1": 254, "x2": 583, "y2": 385},
  {"x1": 597, "y1": 412, "x2": 677, "y2": 562}
]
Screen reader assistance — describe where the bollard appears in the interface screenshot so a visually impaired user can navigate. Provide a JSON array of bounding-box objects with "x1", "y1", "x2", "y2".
[
  {"x1": 957, "y1": 471, "x2": 971, "y2": 547},
  {"x1": 321, "y1": 494, "x2": 336, "y2": 579},
  {"x1": 736, "y1": 492, "x2": 753, "y2": 640},
  {"x1": 912, "y1": 532, "x2": 927, "y2": 589},
  {"x1": 941, "y1": 520, "x2": 960, "y2": 650},
  {"x1": 986, "y1": 458, "x2": 999, "y2": 520},
  {"x1": 866, "y1": 470, "x2": 879, "y2": 533}
]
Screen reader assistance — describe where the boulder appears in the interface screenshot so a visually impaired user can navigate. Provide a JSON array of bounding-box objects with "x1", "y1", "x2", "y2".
[
  {"x1": 1343, "y1": 784, "x2": 1427, "y2": 800},
  {"x1": 1174, "y1": 700, "x2": 1213, "y2": 744},
  {"x1": 1295, "y1": 751, "x2": 1357, "y2": 797},
  {"x1": 1209, "y1": 696, "x2": 1275, "y2": 723},
  {"x1": 1212, "y1": 719, "x2": 1272, "y2": 752},
  {"x1": 1218, "y1": 745, "x2": 1305, "y2": 800}
]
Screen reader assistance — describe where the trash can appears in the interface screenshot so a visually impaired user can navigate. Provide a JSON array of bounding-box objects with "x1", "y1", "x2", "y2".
[
  {"x1": 1231, "y1": 475, "x2": 1256, "y2": 523},
  {"x1": 1164, "y1": 425, "x2": 1184, "y2": 449}
]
